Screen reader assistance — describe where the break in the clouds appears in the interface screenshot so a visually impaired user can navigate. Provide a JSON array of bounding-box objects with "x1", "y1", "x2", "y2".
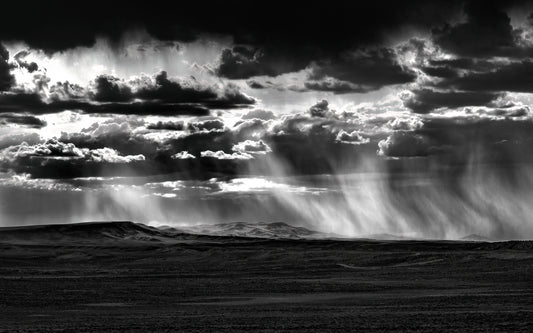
[
  {"x1": 3, "y1": 0, "x2": 533, "y2": 240},
  {"x1": 0, "y1": 70, "x2": 254, "y2": 117}
]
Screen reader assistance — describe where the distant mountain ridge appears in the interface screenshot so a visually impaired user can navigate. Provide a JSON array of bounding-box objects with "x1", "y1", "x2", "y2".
[
  {"x1": 174, "y1": 221, "x2": 333, "y2": 239},
  {"x1": 0, "y1": 221, "x2": 331, "y2": 245},
  {"x1": 1, "y1": 221, "x2": 524, "y2": 246},
  {"x1": 460, "y1": 234, "x2": 492, "y2": 242},
  {"x1": 0, "y1": 221, "x2": 168, "y2": 244}
]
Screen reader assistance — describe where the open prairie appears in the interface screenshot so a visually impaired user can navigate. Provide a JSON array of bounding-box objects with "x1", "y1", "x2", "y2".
[{"x1": 0, "y1": 222, "x2": 532, "y2": 332}]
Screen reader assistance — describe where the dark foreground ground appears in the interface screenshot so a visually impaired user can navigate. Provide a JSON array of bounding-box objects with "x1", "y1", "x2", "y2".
[{"x1": 0, "y1": 223, "x2": 532, "y2": 332}]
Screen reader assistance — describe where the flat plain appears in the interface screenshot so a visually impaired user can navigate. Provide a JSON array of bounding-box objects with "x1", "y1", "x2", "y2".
[{"x1": 0, "y1": 222, "x2": 532, "y2": 332}]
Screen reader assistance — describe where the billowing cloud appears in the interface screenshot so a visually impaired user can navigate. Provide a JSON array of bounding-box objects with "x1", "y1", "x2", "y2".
[
  {"x1": 201, "y1": 150, "x2": 253, "y2": 160},
  {"x1": 433, "y1": 2, "x2": 533, "y2": 58},
  {"x1": 378, "y1": 132, "x2": 433, "y2": 157},
  {"x1": 241, "y1": 109, "x2": 276, "y2": 121},
  {"x1": 134, "y1": 71, "x2": 255, "y2": 107},
  {"x1": 49, "y1": 81, "x2": 87, "y2": 100},
  {"x1": 402, "y1": 89, "x2": 501, "y2": 113},
  {"x1": 0, "y1": 139, "x2": 146, "y2": 178},
  {"x1": 91, "y1": 75, "x2": 133, "y2": 102},
  {"x1": 0, "y1": 70, "x2": 255, "y2": 117},
  {"x1": 90, "y1": 71, "x2": 255, "y2": 109},
  {"x1": 309, "y1": 100, "x2": 332, "y2": 118},
  {"x1": 335, "y1": 130, "x2": 369, "y2": 145},
  {"x1": 171, "y1": 151, "x2": 196, "y2": 159},
  {"x1": 387, "y1": 117, "x2": 424, "y2": 131},
  {"x1": 232, "y1": 140, "x2": 272, "y2": 155},
  {"x1": 12, "y1": 50, "x2": 39, "y2": 73},
  {"x1": 147, "y1": 120, "x2": 184, "y2": 131},
  {"x1": 187, "y1": 119, "x2": 225, "y2": 132}
]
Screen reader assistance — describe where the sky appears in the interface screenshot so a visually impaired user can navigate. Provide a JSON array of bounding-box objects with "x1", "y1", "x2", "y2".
[{"x1": 2, "y1": 0, "x2": 533, "y2": 239}]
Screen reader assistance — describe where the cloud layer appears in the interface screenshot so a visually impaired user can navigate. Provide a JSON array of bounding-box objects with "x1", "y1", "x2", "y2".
[{"x1": 3, "y1": 0, "x2": 533, "y2": 238}]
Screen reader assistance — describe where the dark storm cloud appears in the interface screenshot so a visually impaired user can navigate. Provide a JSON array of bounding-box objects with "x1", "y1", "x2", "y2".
[
  {"x1": 446, "y1": 117, "x2": 533, "y2": 172},
  {"x1": 210, "y1": 1, "x2": 463, "y2": 80},
  {"x1": 150, "y1": 102, "x2": 533, "y2": 176},
  {"x1": 265, "y1": 116, "x2": 376, "y2": 175},
  {"x1": 30, "y1": 2, "x2": 465, "y2": 48},
  {"x1": 146, "y1": 120, "x2": 184, "y2": 131},
  {"x1": 304, "y1": 79, "x2": 362, "y2": 94},
  {"x1": 427, "y1": 58, "x2": 496, "y2": 72},
  {"x1": 131, "y1": 101, "x2": 378, "y2": 178},
  {"x1": 52, "y1": 117, "x2": 258, "y2": 179},
  {"x1": 187, "y1": 119, "x2": 225, "y2": 132},
  {"x1": 135, "y1": 71, "x2": 219, "y2": 103},
  {"x1": 49, "y1": 81, "x2": 86, "y2": 100},
  {"x1": 5, "y1": 0, "x2": 531, "y2": 101},
  {"x1": 58, "y1": 119, "x2": 159, "y2": 158},
  {"x1": 0, "y1": 92, "x2": 211, "y2": 116},
  {"x1": 246, "y1": 80, "x2": 267, "y2": 89},
  {"x1": 4, "y1": 126, "x2": 256, "y2": 180},
  {"x1": 7, "y1": 98, "x2": 533, "y2": 180},
  {"x1": 420, "y1": 58, "x2": 501, "y2": 79},
  {"x1": 0, "y1": 114, "x2": 271, "y2": 180},
  {"x1": 0, "y1": 93, "x2": 47, "y2": 112},
  {"x1": 399, "y1": 3, "x2": 533, "y2": 115},
  {"x1": 306, "y1": 48, "x2": 417, "y2": 93},
  {"x1": 435, "y1": 61, "x2": 533, "y2": 93},
  {"x1": 35, "y1": 119, "x2": 224, "y2": 179},
  {"x1": 0, "y1": 1, "x2": 462, "y2": 82},
  {"x1": 215, "y1": 47, "x2": 301, "y2": 79},
  {"x1": 163, "y1": 110, "x2": 375, "y2": 176},
  {"x1": 402, "y1": 89, "x2": 501, "y2": 113},
  {"x1": 0, "y1": 113, "x2": 46, "y2": 128},
  {"x1": 223, "y1": 46, "x2": 418, "y2": 93},
  {"x1": 308, "y1": 100, "x2": 331, "y2": 118},
  {"x1": 0, "y1": 71, "x2": 254, "y2": 116},
  {"x1": 245, "y1": 80, "x2": 287, "y2": 91},
  {"x1": 92, "y1": 75, "x2": 134, "y2": 102},
  {"x1": 5, "y1": 0, "x2": 533, "y2": 182},
  {"x1": 433, "y1": 1, "x2": 533, "y2": 58},
  {"x1": 0, "y1": 44, "x2": 14, "y2": 91},
  {"x1": 378, "y1": 114, "x2": 533, "y2": 168},
  {"x1": 78, "y1": 101, "x2": 211, "y2": 116},
  {"x1": 478, "y1": 105, "x2": 530, "y2": 117},
  {"x1": 13, "y1": 51, "x2": 39, "y2": 73},
  {"x1": 420, "y1": 66, "x2": 459, "y2": 79},
  {"x1": 131, "y1": 71, "x2": 255, "y2": 108},
  {"x1": 378, "y1": 132, "x2": 435, "y2": 157}
]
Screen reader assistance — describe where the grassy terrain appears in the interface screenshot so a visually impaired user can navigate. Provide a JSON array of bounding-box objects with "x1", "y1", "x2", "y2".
[{"x1": 0, "y1": 223, "x2": 532, "y2": 332}]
